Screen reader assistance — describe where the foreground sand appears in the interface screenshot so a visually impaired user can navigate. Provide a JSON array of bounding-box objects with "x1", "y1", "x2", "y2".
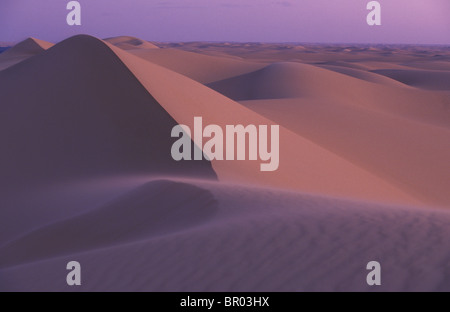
[
  {"x1": 0, "y1": 36, "x2": 449, "y2": 291},
  {"x1": 1, "y1": 177, "x2": 450, "y2": 292}
]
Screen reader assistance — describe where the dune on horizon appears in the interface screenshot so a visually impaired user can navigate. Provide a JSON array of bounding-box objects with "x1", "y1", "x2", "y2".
[{"x1": 0, "y1": 34, "x2": 449, "y2": 292}]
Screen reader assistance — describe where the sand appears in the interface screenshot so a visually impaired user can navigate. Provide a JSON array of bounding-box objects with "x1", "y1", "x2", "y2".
[
  {"x1": 0, "y1": 35, "x2": 449, "y2": 291},
  {"x1": 0, "y1": 37, "x2": 53, "y2": 71},
  {"x1": 2, "y1": 177, "x2": 450, "y2": 292}
]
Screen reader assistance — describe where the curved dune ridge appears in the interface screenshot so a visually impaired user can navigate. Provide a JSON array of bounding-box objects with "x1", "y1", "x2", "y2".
[{"x1": 0, "y1": 35, "x2": 449, "y2": 291}]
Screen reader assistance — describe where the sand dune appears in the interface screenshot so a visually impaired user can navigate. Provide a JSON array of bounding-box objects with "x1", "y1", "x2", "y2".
[
  {"x1": 0, "y1": 35, "x2": 216, "y2": 193},
  {"x1": 125, "y1": 46, "x2": 265, "y2": 84},
  {"x1": 0, "y1": 35, "x2": 418, "y2": 204},
  {"x1": 208, "y1": 62, "x2": 450, "y2": 206},
  {"x1": 401, "y1": 61, "x2": 450, "y2": 71},
  {"x1": 0, "y1": 35, "x2": 449, "y2": 292},
  {"x1": 104, "y1": 36, "x2": 159, "y2": 50},
  {"x1": 1, "y1": 37, "x2": 53, "y2": 55},
  {"x1": 1, "y1": 178, "x2": 450, "y2": 292},
  {"x1": 105, "y1": 39, "x2": 420, "y2": 205},
  {"x1": 160, "y1": 42, "x2": 450, "y2": 64},
  {"x1": 240, "y1": 97, "x2": 450, "y2": 207},
  {"x1": 371, "y1": 69, "x2": 450, "y2": 90},
  {"x1": 208, "y1": 62, "x2": 414, "y2": 101},
  {"x1": 104, "y1": 35, "x2": 266, "y2": 84},
  {"x1": 0, "y1": 180, "x2": 218, "y2": 268},
  {"x1": 343, "y1": 61, "x2": 413, "y2": 71},
  {"x1": 317, "y1": 64, "x2": 409, "y2": 86},
  {"x1": 0, "y1": 37, "x2": 53, "y2": 71},
  {"x1": 208, "y1": 62, "x2": 450, "y2": 129}
]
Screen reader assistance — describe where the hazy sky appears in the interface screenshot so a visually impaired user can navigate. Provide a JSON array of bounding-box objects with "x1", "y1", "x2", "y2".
[{"x1": 0, "y1": 0, "x2": 449, "y2": 44}]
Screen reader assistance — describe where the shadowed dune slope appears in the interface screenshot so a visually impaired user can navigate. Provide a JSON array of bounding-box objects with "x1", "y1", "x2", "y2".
[{"x1": 0, "y1": 180, "x2": 218, "y2": 268}]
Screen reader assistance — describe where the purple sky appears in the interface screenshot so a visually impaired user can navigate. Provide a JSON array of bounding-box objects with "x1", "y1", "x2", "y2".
[{"x1": 0, "y1": 0, "x2": 449, "y2": 44}]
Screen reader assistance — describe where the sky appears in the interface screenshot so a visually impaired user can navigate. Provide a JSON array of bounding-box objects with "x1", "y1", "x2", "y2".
[{"x1": 0, "y1": 0, "x2": 449, "y2": 44}]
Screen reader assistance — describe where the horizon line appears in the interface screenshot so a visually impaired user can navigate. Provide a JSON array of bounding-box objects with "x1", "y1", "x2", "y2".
[{"x1": 1, "y1": 36, "x2": 450, "y2": 48}]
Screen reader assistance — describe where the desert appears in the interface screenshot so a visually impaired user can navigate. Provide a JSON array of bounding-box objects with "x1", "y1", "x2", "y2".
[{"x1": 0, "y1": 34, "x2": 449, "y2": 291}]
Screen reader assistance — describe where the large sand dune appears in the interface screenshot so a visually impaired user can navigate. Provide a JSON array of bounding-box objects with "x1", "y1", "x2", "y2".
[
  {"x1": 0, "y1": 35, "x2": 216, "y2": 193},
  {"x1": 0, "y1": 35, "x2": 449, "y2": 291}
]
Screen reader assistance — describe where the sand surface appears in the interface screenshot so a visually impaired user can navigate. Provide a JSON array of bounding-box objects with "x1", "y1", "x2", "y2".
[{"x1": 0, "y1": 36, "x2": 449, "y2": 291}]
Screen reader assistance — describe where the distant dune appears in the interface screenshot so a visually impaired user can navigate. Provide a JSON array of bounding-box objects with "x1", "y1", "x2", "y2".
[
  {"x1": 0, "y1": 35, "x2": 449, "y2": 291},
  {"x1": 0, "y1": 37, "x2": 53, "y2": 71},
  {"x1": 104, "y1": 36, "x2": 160, "y2": 50}
]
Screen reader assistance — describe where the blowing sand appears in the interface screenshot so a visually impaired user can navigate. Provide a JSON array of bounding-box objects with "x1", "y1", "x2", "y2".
[{"x1": 0, "y1": 35, "x2": 449, "y2": 291}]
